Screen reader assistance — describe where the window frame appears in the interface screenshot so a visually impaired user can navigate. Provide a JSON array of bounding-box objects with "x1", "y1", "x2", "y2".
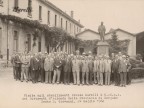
[
  {"x1": 47, "y1": 10, "x2": 50, "y2": 25},
  {"x1": 27, "y1": 0, "x2": 32, "y2": 17},
  {"x1": 0, "y1": 0, "x2": 3, "y2": 7},
  {"x1": 13, "y1": 30, "x2": 19, "y2": 52},
  {"x1": 14, "y1": 0, "x2": 19, "y2": 8},
  {"x1": 39, "y1": 5, "x2": 42, "y2": 21},
  {"x1": 54, "y1": 14, "x2": 57, "y2": 27}
]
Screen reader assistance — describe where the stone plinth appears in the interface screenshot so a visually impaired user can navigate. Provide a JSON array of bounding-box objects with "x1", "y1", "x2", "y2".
[{"x1": 97, "y1": 41, "x2": 109, "y2": 56}]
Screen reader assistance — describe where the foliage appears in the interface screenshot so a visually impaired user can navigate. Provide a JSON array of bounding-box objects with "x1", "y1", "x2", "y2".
[
  {"x1": 0, "y1": 14, "x2": 78, "y2": 49},
  {"x1": 107, "y1": 31, "x2": 120, "y2": 54},
  {"x1": 136, "y1": 54, "x2": 143, "y2": 60},
  {"x1": 78, "y1": 39, "x2": 99, "y2": 47},
  {"x1": 45, "y1": 27, "x2": 76, "y2": 51},
  {"x1": 107, "y1": 31, "x2": 130, "y2": 55},
  {"x1": 129, "y1": 53, "x2": 143, "y2": 68}
]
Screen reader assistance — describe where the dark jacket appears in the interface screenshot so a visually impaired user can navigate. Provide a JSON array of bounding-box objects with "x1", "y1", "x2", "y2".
[
  {"x1": 14, "y1": 55, "x2": 21, "y2": 67},
  {"x1": 54, "y1": 58, "x2": 62, "y2": 70},
  {"x1": 11, "y1": 55, "x2": 16, "y2": 67},
  {"x1": 39, "y1": 56, "x2": 45, "y2": 69},
  {"x1": 111, "y1": 59, "x2": 120, "y2": 72},
  {"x1": 118, "y1": 59, "x2": 131, "y2": 73},
  {"x1": 63, "y1": 59, "x2": 72, "y2": 72},
  {"x1": 30, "y1": 57, "x2": 40, "y2": 70}
]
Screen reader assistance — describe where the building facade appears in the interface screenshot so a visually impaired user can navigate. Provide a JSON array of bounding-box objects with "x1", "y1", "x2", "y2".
[
  {"x1": 136, "y1": 31, "x2": 144, "y2": 55},
  {"x1": 77, "y1": 28, "x2": 136, "y2": 57},
  {"x1": 0, "y1": 0, "x2": 83, "y2": 59}
]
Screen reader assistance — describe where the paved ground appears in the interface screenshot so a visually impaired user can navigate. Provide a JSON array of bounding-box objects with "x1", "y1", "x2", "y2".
[{"x1": 0, "y1": 67, "x2": 144, "y2": 108}]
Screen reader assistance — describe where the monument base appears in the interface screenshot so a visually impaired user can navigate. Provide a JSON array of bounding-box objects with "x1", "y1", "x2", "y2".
[{"x1": 97, "y1": 41, "x2": 109, "y2": 56}]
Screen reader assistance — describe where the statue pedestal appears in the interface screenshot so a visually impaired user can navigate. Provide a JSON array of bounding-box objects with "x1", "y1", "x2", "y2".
[{"x1": 97, "y1": 41, "x2": 109, "y2": 56}]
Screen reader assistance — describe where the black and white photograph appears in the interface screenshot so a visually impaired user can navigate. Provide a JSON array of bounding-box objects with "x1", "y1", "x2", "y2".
[{"x1": 0, "y1": 0, "x2": 144, "y2": 108}]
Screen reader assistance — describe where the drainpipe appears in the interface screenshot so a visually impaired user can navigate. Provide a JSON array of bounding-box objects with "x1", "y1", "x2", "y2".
[{"x1": 7, "y1": 0, "x2": 9, "y2": 67}]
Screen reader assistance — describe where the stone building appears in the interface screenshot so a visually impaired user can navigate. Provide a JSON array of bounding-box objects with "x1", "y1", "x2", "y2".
[
  {"x1": 0, "y1": 0, "x2": 84, "y2": 59},
  {"x1": 77, "y1": 28, "x2": 136, "y2": 57},
  {"x1": 136, "y1": 31, "x2": 144, "y2": 55},
  {"x1": 76, "y1": 29, "x2": 100, "y2": 55}
]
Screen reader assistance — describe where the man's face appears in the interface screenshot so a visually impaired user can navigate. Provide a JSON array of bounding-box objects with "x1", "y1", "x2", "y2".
[{"x1": 101, "y1": 22, "x2": 103, "y2": 25}]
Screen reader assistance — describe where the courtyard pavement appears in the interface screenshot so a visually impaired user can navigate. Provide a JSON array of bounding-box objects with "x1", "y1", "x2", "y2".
[{"x1": 0, "y1": 67, "x2": 144, "y2": 108}]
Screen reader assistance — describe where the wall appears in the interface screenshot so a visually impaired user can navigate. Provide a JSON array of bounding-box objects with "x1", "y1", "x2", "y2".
[
  {"x1": 105, "y1": 31, "x2": 136, "y2": 57},
  {"x1": 77, "y1": 30, "x2": 136, "y2": 56},
  {"x1": 0, "y1": 0, "x2": 83, "y2": 57},
  {"x1": 77, "y1": 30, "x2": 100, "y2": 40}
]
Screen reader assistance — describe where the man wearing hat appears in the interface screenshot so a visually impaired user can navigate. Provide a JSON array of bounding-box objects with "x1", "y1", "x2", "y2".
[
  {"x1": 88, "y1": 55, "x2": 94, "y2": 85},
  {"x1": 98, "y1": 55, "x2": 104, "y2": 85},
  {"x1": 52, "y1": 54, "x2": 63, "y2": 84},
  {"x1": 63, "y1": 55, "x2": 72, "y2": 85},
  {"x1": 44, "y1": 54, "x2": 54, "y2": 84},
  {"x1": 14, "y1": 52, "x2": 22, "y2": 80},
  {"x1": 104, "y1": 56, "x2": 112, "y2": 85},
  {"x1": 39, "y1": 53, "x2": 45, "y2": 83},
  {"x1": 11, "y1": 52, "x2": 16, "y2": 79},
  {"x1": 81, "y1": 56, "x2": 89, "y2": 85},
  {"x1": 112, "y1": 55, "x2": 120, "y2": 86},
  {"x1": 30, "y1": 53, "x2": 40, "y2": 83},
  {"x1": 72, "y1": 56, "x2": 81, "y2": 85},
  {"x1": 118, "y1": 55, "x2": 131, "y2": 87},
  {"x1": 93, "y1": 56, "x2": 99, "y2": 84},
  {"x1": 126, "y1": 55, "x2": 132, "y2": 85},
  {"x1": 20, "y1": 52, "x2": 30, "y2": 82}
]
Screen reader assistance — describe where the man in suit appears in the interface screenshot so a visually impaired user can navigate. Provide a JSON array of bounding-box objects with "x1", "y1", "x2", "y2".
[
  {"x1": 63, "y1": 55, "x2": 72, "y2": 85},
  {"x1": 126, "y1": 55, "x2": 132, "y2": 85},
  {"x1": 27, "y1": 52, "x2": 32, "y2": 81},
  {"x1": 30, "y1": 53, "x2": 40, "y2": 83},
  {"x1": 38, "y1": 52, "x2": 45, "y2": 83},
  {"x1": 14, "y1": 52, "x2": 22, "y2": 80},
  {"x1": 104, "y1": 56, "x2": 112, "y2": 85},
  {"x1": 72, "y1": 56, "x2": 81, "y2": 85},
  {"x1": 20, "y1": 52, "x2": 30, "y2": 82},
  {"x1": 88, "y1": 56, "x2": 94, "y2": 85},
  {"x1": 118, "y1": 55, "x2": 131, "y2": 87},
  {"x1": 44, "y1": 54, "x2": 54, "y2": 84},
  {"x1": 52, "y1": 54, "x2": 62, "y2": 84},
  {"x1": 98, "y1": 55, "x2": 104, "y2": 86},
  {"x1": 93, "y1": 56, "x2": 99, "y2": 84},
  {"x1": 11, "y1": 52, "x2": 16, "y2": 79},
  {"x1": 81, "y1": 56, "x2": 89, "y2": 85},
  {"x1": 112, "y1": 55, "x2": 120, "y2": 86}
]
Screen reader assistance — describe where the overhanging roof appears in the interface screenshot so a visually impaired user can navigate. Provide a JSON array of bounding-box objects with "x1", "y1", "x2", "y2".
[
  {"x1": 105, "y1": 28, "x2": 136, "y2": 37},
  {"x1": 76, "y1": 29, "x2": 99, "y2": 36}
]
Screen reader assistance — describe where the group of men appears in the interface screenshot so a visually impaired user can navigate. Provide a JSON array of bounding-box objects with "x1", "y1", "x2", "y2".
[{"x1": 11, "y1": 51, "x2": 132, "y2": 87}]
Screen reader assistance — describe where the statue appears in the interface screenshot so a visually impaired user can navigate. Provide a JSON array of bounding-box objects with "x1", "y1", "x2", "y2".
[{"x1": 98, "y1": 22, "x2": 106, "y2": 41}]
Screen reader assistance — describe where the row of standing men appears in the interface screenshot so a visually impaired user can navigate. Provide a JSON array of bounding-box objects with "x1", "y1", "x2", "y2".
[{"x1": 11, "y1": 51, "x2": 131, "y2": 87}]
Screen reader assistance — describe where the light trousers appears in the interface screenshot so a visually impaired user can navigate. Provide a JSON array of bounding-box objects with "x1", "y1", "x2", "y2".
[
  {"x1": 21, "y1": 67, "x2": 29, "y2": 81},
  {"x1": 93, "y1": 72, "x2": 97, "y2": 84},
  {"x1": 120, "y1": 72, "x2": 127, "y2": 86},
  {"x1": 97, "y1": 72, "x2": 103, "y2": 85},
  {"x1": 82, "y1": 72, "x2": 89, "y2": 84},
  {"x1": 45, "y1": 71, "x2": 52, "y2": 83},
  {"x1": 52, "y1": 69, "x2": 61, "y2": 83},
  {"x1": 73, "y1": 71, "x2": 80, "y2": 85},
  {"x1": 105, "y1": 72, "x2": 111, "y2": 85}
]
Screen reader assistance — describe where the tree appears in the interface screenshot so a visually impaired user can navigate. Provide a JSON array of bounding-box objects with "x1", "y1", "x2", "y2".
[{"x1": 109, "y1": 31, "x2": 120, "y2": 54}]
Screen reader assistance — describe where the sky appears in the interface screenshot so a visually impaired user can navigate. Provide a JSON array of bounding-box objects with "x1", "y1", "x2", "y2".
[{"x1": 48, "y1": 0, "x2": 144, "y2": 34}]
